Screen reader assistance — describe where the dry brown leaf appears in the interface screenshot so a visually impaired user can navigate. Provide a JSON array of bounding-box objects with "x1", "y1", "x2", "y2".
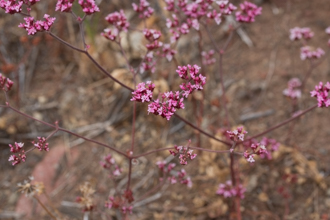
[{"x1": 258, "y1": 192, "x2": 269, "y2": 202}]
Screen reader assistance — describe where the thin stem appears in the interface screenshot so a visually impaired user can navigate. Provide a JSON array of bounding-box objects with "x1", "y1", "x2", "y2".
[
  {"x1": 245, "y1": 104, "x2": 317, "y2": 141},
  {"x1": 174, "y1": 113, "x2": 231, "y2": 146},
  {"x1": 48, "y1": 32, "x2": 134, "y2": 91},
  {"x1": 131, "y1": 146, "x2": 236, "y2": 159},
  {"x1": 218, "y1": 53, "x2": 230, "y2": 126},
  {"x1": 126, "y1": 159, "x2": 132, "y2": 191},
  {"x1": 33, "y1": 196, "x2": 57, "y2": 220},
  {"x1": 116, "y1": 40, "x2": 135, "y2": 75},
  {"x1": 3, "y1": 104, "x2": 128, "y2": 157},
  {"x1": 48, "y1": 32, "x2": 86, "y2": 53}
]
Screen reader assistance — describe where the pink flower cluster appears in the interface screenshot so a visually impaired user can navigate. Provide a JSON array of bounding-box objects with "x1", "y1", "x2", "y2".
[
  {"x1": 139, "y1": 52, "x2": 156, "y2": 73},
  {"x1": 283, "y1": 78, "x2": 302, "y2": 99},
  {"x1": 226, "y1": 126, "x2": 247, "y2": 142},
  {"x1": 78, "y1": 0, "x2": 100, "y2": 15},
  {"x1": 100, "y1": 154, "x2": 122, "y2": 177},
  {"x1": 162, "y1": 44, "x2": 177, "y2": 61},
  {"x1": 55, "y1": 0, "x2": 74, "y2": 12},
  {"x1": 216, "y1": 180, "x2": 246, "y2": 199},
  {"x1": 235, "y1": 1, "x2": 262, "y2": 23},
  {"x1": 156, "y1": 161, "x2": 192, "y2": 187},
  {"x1": 143, "y1": 29, "x2": 163, "y2": 50},
  {"x1": 18, "y1": 14, "x2": 56, "y2": 35},
  {"x1": 163, "y1": 0, "x2": 245, "y2": 43},
  {"x1": 169, "y1": 145, "x2": 197, "y2": 165},
  {"x1": 202, "y1": 50, "x2": 216, "y2": 65},
  {"x1": 243, "y1": 142, "x2": 268, "y2": 163},
  {"x1": 32, "y1": 137, "x2": 49, "y2": 151},
  {"x1": 0, "y1": 0, "x2": 39, "y2": 14},
  {"x1": 300, "y1": 46, "x2": 325, "y2": 60},
  {"x1": 289, "y1": 27, "x2": 314, "y2": 41},
  {"x1": 259, "y1": 137, "x2": 280, "y2": 160},
  {"x1": 131, "y1": 64, "x2": 205, "y2": 120},
  {"x1": 105, "y1": 197, "x2": 133, "y2": 215},
  {"x1": 0, "y1": 73, "x2": 13, "y2": 91},
  {"x1": 132, "y1": 0, "x2": 154, "y2": 19},
  {"x1": 156, "y1": 160, "x2": 176, "y2": 173},
  {"x1": 8, "y1": 142, "x2": 26, "y2": 166},
  {"x1": 310, "y1": 82, "x2": 330, "y2": 107},
  {"x1": 130, "y1": 81, "x2": 155, "y2": 102},
  {"x1": 174, "y1": 169, "x2": 193, "y2": 188},
  {"x1": 217, "y1": 0, "x2": 237, "y2": 15},
  {"x1": 105, "y1": 189, "x2": 133, "y2": 215},
  {"x1": 147, "y1": 91, "x2": 185, "y2": 120},
  {"x1": 101, "y1": 10, "x2": 130, "y2": 41}
]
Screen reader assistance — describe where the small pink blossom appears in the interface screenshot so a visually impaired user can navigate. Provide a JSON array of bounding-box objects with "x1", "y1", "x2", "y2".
[
  {"x1": 202, "y1": 50, "x2": 216, "y2": 65},
  {"x1": 217, "y1": 180, "x2": 245, "y2": 199},
  {"x1": 18, "y1": 15, "x2": 56, "y2": 35},
  {"x1": 259, "y1": 137, "x2": 280, "y2": 160},
  {"x1": 105, "y1": 10, "x2": 130, "y2": 31},
  {"x1": 162, "y1": 44, "x2": 177, "y2": 61},
  {"x1": 236, "y1": 1, "x2": 261, "y2": 23},
  {"x1": 101, "y1": 28, "x2": 119, "y2": 41},
  {"x1": 55, "y1": 0, "x2": 74, "y2": 12},
  {"x1": 78, "y1": 0, "x2": 100, "y2": 15},
  {"x1": 300, "y1": 46, "x2": 324, "y2": 60},
  {"x1": 226, "y1": 126, "x2": 247, "y2": 142},
  {"x1": 0, "y1": 0, "x2": 23, "y2": 14},
  {"x1": 169, "y1": 145, "x2": 197, "y2": 165},
  {"x1": 132, "y1": 0, "x2": 154, "y2": 18},
  {"x1": 32, "y1": 137, "x2": 49, "y2": 151},
  {"x1": 283, "y1": 78, "x2": 302, "y2": 99},
  {"x1": 8, "y1": 142, "x2": 26, "y2": 166},
  {"x1": 0, "y1": 73, "x2": 13, "y2": 91},
  {"x1": 100, "y1": 154, "x2": 122, "y2": 177},
  {"x1": 289, "y1": 27, "x2": 314, "y2": 41},
  {"x1": 164, "y1": 0, "x2": 175, "y2": 11},
  {"x1": 131, "y1": 81, "x2": 155, "y2": 102},
  {"x1": 310, "y1": 81, "x2": 330, "y2": 107},
  {"x1": 206, "y1": 10, "x2": 222, "y2": 25},
  {"x1": 139, "y1": 52, "x2": 156, "y2": 73}
]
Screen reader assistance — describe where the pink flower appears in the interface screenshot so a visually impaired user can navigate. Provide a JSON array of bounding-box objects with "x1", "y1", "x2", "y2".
[
  {"x1": 78, "y1": 0, "x2": 100, "y2": 15},
  {"x1": 290, "y1": 27, "x2": 314, "y2": 41},
  {"x1": 131, "y1": 81, "x2": 155, "y2": 103},
  {"x1": 18, "y1": 15, "x2": 56, "y2": 35},
  {"x1": 132, "y1": 0, "x2": 154, "y2": 18},
  {"x1": 55, "y1": 0, "x2": 74, "y2": 12},
  {"x1": 300, "y1": 46, "x2": 324, "y2": 60},
  {"x1": 235, "y1": 1, "x2": 262, "y2": 23},
  {"x1": 162, "y1": 44, "x2": 177, "y2": 61},
  {"x1": 101, "y1": 28, "x2": 119, "y2": 41},
  {"x1": 8, "y1": 142, "x2": 26, "y2": 166},
  {"x1": 216, "y1": 180, "x2": 237, "y2": 198},
  {"x1": 226, "y1": 126, "x2": 247, "y2": 142},
  {"x1": 0, "y1": 0, "x2": 23, "y2": 14},
  {"x1": 202, "y1": 50, "x2": 216, "y2": 65},
  {"x1": 100, "y1": 154, "x2": 122, "y2": 177},
  {"x1": 32, "y1": 137, "x2": 49, "y2": 151},
  {"x1": 0, "y1": 73, "x2": 14, "y2": 91},
  {"x1": 105, "y1": 10, "x2": 130, "y2": 31},
  {"x1": 169, "y1": 145, "x2": 197, "y2": 165},
  {"x1": 283, "y1": 78, "x2": 302, "y2": 99},
  {"x1": 310, "y1": 81, "x2": 330, "y2": 107}
]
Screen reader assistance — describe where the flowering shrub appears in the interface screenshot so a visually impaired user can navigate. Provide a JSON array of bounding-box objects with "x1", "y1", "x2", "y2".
[{"x1": 0, "y1": 0, "x2": 329, "y2": 219}]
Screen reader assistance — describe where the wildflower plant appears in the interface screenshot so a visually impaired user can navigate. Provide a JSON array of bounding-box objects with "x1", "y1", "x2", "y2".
[{"x1": 0, "y1": 0, "x2": 329, "y2": 219}]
